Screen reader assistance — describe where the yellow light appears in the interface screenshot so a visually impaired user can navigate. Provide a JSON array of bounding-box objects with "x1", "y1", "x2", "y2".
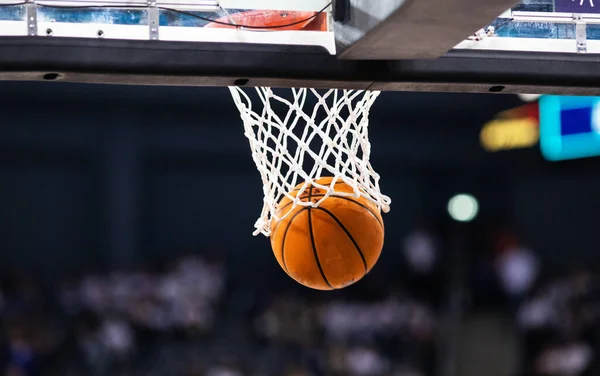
[{"x1": 480, "y1": 118, "x2": 539, "y2": 152}]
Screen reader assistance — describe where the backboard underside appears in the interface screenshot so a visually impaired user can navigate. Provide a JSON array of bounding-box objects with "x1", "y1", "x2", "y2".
[{"x1": 1, "y1": 0, "x2": 600, "y2": 94}]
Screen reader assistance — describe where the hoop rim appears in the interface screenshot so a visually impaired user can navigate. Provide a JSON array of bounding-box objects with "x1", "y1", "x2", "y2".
[{"x1": 204, "y1": 10, "x2": 328, "y2": 31}]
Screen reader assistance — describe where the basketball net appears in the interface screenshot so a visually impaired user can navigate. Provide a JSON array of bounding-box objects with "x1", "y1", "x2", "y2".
[{"x1": 229, "y1": 87, "x2": 391, "y2": 236}]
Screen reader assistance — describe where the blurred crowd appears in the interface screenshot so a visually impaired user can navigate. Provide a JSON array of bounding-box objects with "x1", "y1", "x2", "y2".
[
  {"x1": 4, "y1": 223, "x2": 599, "y2": 376},
  {"x1": 0, "y1": 247, "x2": 441, "y2": 376},
  {"x1": 464, "y1": 228, "x2": 600, "y2": 376},
  {"x1": 517, "y1": 269, "x2": 600, "y2": 376}
]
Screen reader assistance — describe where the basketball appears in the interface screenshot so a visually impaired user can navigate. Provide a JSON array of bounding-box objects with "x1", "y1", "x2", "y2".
[{"x1": 270, "y1": 177, "x2": 385, "y2": 290}]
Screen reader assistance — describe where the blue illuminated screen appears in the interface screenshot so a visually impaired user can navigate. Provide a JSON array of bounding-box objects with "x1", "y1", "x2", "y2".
[
  {"x1": 560, "y1": 107, "x2": 593, "y2": 136},
  {"x1": 539, "y1": 96, "x2": 600, "y2": 161}
]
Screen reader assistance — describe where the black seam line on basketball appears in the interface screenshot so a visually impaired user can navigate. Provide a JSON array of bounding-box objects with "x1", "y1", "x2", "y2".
[
  {"x1": 278, "y1": 194, "x2": 383, "y2": 229},
  {"x1": 308, "y1": 186, "x2": 334, "y2": 290},
  {"x1": 314, "y1": 206, "x2": 368, "y2": 275},
  {"x1": 280, "y1": 207, "x2": 310, "y2": 275},
  {"x1": 332, "y1": 196, "x2": 384, "y2": 229}
]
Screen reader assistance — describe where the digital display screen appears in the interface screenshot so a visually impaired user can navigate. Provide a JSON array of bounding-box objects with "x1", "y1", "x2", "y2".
[
  {"x1": 560, "y1": 107, "x2": 593, "y2": 136},
  {"x1": 554, "y1": 0, "x2": 600, "y2": 14},
  {"x1": 539, "y1": 96, "x2": 600, "y2": 161}
]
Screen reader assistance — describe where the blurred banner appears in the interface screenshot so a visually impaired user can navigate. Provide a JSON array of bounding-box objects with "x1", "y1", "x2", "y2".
[
  {"x1": 540, "y1": 96, "x2": 600, "y2": 161},
  {"x1": 480, "y1": 102, "x2": 539, "y2": 152}
]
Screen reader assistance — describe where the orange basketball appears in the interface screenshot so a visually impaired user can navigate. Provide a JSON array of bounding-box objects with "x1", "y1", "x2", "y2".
[{"x1": 270, "y1": 177, "x2": 384, "y2": 290}]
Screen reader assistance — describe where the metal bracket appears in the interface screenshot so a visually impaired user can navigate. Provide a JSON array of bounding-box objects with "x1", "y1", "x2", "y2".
[
  {"x1": 575, "y1": 14, "x2": 587, "y2": 53},
  {"x1": 333, "y1": 0, "x2": 350, "y2": 23},
  {"x1": 148, "y1": 1, "x2": 159, "y2": 41},
  {"x1": 25, "y1": 1, "x2": 37, "y2": 37}
]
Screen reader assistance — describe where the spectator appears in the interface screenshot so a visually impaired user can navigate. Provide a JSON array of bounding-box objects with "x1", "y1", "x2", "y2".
[
  {"x1": 493, "y1": 232, "x2": 540, "y2": 307},
  {"x1": 0, "y1": 250, "x2": 440, "y2": 376},
  {"x1": 403, "y1": 226, "x2": 438, "y2": 276},
  {"x1": 100, "y1": 315, "x2": 134, "y2": 361},
  {"x1": 345, "y1": 345, "x2": 389, "y2": 376},
  {"x1": 535, "y1": 340, "x2": 593, "y2": 376},
  {"x1": 4, "y1": 324, "x2": 37, "y2": 376},
  {"x1": 516, "y1": 268, "x2": 600, "y2": 376},
  {"x1": 403, "y1": 225, "x2": 441, "y2": 304}
]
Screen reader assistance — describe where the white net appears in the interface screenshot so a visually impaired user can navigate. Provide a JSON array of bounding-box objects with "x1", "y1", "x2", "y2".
[{"x1": 229, "y1": 86, "x2": 391, "y2": 236}]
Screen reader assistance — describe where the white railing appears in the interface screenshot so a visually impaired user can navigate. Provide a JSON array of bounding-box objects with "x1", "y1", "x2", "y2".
[
  {"x1": 0, "y1": 0, "x2": 332, "y2": 11},
  {"x1": 512, "y1": 10, "x2": 600, "y2": 23},
  {"x1": 0, "y1": 1, "x2": 337, "y2": 53}
]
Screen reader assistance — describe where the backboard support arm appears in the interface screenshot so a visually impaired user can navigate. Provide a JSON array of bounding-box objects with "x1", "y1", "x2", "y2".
[{"x1": 1, "y1": 37, "x2": 600, "y2": 95}]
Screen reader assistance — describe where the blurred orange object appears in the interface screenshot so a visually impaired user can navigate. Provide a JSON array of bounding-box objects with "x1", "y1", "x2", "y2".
[
  {"x1": 204, "y1": 10, "x2": 327, "y2": 31},
  {"x1": 497, "y1": 102, "x2": 539, "y2": 122}
]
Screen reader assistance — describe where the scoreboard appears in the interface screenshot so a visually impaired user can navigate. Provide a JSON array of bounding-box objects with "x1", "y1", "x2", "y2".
[{"x1": 539, "y1": 96, "x2": 600, "y2": 161}]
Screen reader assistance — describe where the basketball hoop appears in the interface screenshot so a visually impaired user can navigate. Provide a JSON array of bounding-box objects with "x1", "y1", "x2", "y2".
[{"x1": 229, "y1": 87, "x2": 391, "y2": 236}]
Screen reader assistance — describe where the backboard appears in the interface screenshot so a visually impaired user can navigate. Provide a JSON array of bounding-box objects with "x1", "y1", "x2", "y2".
[{"x1": 0, "y1": 0, "x2": 600, "y2": 94}]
